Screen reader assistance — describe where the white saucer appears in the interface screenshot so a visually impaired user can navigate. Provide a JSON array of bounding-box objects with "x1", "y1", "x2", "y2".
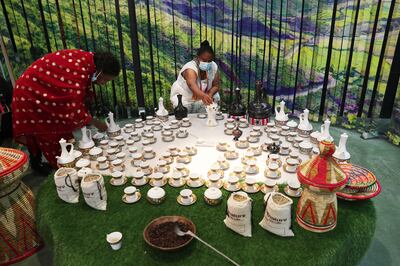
[
  {"x1": 284, "y1": 186, "x2": 303, "y2": 198},
  {"x1": 187, "y1": 179, "x2": 205, "y2": 188},
  {"x1": 122, "y1": 192, "x2": 141, "y2": 204},
  {"x1": 110, "y1": 177, "x2": 127, "y2": 186},
  {"x1": 177, "y1": 194, "x2": 197, "y2": 206}
]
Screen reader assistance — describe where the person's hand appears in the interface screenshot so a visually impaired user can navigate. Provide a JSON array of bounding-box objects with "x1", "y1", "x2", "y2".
[
  {"x1": 201, "y1": 93, "x2": 213, "y2": 105},
  {"x1": 91, "y1": 118, "x2": 108, "y2": 132}
]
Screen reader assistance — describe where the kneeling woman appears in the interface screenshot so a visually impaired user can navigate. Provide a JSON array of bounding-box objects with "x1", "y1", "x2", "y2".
[{"x1": 170, "y1": 40, "x2": 220, "y2": 112}]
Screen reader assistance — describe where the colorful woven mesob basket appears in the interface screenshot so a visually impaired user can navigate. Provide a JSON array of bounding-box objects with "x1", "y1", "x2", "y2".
[
  {"x1": 296, "y1": 141, "x2": 348, "y2": 233},
  {"x1": 0, "y1": 148, "x2": 43, "y2": 265}
]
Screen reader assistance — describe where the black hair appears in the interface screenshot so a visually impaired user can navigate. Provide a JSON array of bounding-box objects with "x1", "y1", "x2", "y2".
[
  {"x1": 93, "y1": 51, "x2": 121, "y2": 76},
  {"x1": 197, "y1": 40, "x2": 214, "y2": 58}
]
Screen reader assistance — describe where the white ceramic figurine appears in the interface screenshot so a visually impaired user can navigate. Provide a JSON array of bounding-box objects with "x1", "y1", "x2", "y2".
[{"x1": 206, "y1": 103, "x2": 218, "y2": 127}]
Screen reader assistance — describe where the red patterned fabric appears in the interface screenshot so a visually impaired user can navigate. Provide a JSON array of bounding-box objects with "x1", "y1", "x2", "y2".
[{"x1": 11, "y1": 49, "x2": 96, "y2": 165}]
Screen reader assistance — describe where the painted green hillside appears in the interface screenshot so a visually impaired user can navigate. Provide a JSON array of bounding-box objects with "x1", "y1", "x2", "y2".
[{"x1": 0, "y1": 0, "x2": 399, "y2": 126}]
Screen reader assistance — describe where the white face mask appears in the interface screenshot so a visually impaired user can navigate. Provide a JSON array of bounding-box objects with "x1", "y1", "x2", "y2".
[
  {"x1": 91, "y1": 71, "x2": 102, "y2": 82},
  {"x1": 199, "y1": 61, "x2": 212, "y2": 71}
]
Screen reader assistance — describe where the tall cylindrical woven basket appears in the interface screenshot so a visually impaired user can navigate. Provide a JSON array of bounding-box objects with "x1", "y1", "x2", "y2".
[
  {"x1": 296, "y1": 140, "x2": 348, "y2": 233},
  {"x1": 0, "y1": 147, "x2": 43, "y2": 265}
]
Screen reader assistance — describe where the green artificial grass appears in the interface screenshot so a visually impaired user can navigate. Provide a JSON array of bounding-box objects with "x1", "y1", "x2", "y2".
[{"x1": 36, "y1": 176, "x2": 376, "y2": 266}]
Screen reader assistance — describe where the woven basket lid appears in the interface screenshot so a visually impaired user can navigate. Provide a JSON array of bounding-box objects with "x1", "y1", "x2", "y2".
[
  {"x1": 0, "y1": 147, "x2": 28, "y2": 178},
  {"x1": 297, "y1": 140, "x2": 348, "y2": 190}
]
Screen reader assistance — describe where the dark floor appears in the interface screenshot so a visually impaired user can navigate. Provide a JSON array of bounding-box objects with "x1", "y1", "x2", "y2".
[{"x1": 10, "y1": 123, "x2": 400, "y2": 266}]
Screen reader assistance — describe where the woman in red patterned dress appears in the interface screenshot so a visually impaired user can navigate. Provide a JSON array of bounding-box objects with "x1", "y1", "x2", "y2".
[{"x1": 11, "y1": 49, "x2": 120, "y2": 174}]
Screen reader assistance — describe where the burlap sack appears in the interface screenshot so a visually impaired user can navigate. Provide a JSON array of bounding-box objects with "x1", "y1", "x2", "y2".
[
  {"x1": 259, "y1": 192, "x2": 294, "y2": 237},
  {"x1": 54, "y1": 168, "x2": 80, "y2": 203},
  {"x1": 81, "y1": 173, "x2": 107, "y2": 211},
  {"x1": 224, "y1": 191, "x2": 252, "y2": 237}
]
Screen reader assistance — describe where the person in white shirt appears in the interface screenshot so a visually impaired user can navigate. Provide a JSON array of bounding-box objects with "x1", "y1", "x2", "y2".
[{"x1": 170, "y1": 40, "x2": 220, "y2": 113}]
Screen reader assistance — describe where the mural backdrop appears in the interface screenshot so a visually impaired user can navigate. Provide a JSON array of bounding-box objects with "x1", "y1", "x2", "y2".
[{"x1": 0, "y1": 0, "x2": 400, "y2": 129}]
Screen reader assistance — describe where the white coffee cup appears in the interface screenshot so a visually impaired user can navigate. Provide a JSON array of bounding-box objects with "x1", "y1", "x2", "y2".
[
  {"x1": 152, "y1": 172, "x2": 164, "y2": 186},
  {"x1": 106, "y1": 232, "x2": 122, "y2": 250},
  {"x1": 125, "y1": 139, "x2": 135, "y2": 147},
  {"x1": 182, "y1": 118, "x2": 191, "y2": 127},
  {"x1": 268, "y1": 163, "x2": 279, "y2": 177},
  {"x1": 180, "y1": 189, "x2": 193, "y2": 204},
  {"x1": 99, "y1": 139, "x2": 109, "y2": 149},
  {"x1": 111, "y1": 171, "x2": 124, "y2": 185},
  {"x1": 132, "y1": 153, "x2": 144, "y2": 167},
  {"x1": 116, "y1": 152, "x2": 126, "y2": 160},
  {"x1": 287, "y1": 180, "x2": 301, "y2": 196},
  {"x1": 96, "y1": 156, "x2": 108, "y2": 169},
  {"x1": 135, "y1": 118, "x2": 144, "y2": 128},
  {"x1": 227, "y1": 176, "x2": 239, "y2": 190},
  {"x1": 112, "y1": 159, "x2": 124, "y2": 172},
  {"x1": 286, "y1": 158, "x2": 299, "y2": 172},
  {"x1": 124, "y1": 186, "x2": 138, "y2": 202},
  {"x1": 264, "y1": 179, "x2": 276, "y2": 191},
  {"x1": 133, "y1": 171, "x2": 146, "y2": 186}
]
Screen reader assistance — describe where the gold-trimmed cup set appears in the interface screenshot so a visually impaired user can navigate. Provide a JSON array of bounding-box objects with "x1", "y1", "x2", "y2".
[
  {"x1": 245, "y1": 159, "x2": 259, "y2": 175},
  {"x1": 247, "y1": 144, "x2": 262, "y2": 156},
  {"x1": 284, "y1": 158, "x2": 300, "y2": 173},
  {"x1": 224, "y1": 124, "x2": 235, "y2": 135},
  {"x1": 235, "y1": 137, "x2": 249, "y2": 149},
  {"x1": 264, "y1": 162, "x2": 281, "y2": 179},
  {"x1": 206, "y1": 173, "x2": 223, "y2": 189},
  {"x1": 130, "y1": 131, "x2": 141, "y2": 142},
  {"x1": 123, "y1": 186, "x2": 141, "y2": 203},
  {"x1": 111, "y1": 159, "x2": 124, "y2": 172},
  {"x1": 242, "y1": 177, "x2": 260, "y2": 193},
  {"x1": 131, "y1": 171, "x2": 148, "y2": 186},
  {"x1": 143, "y1": 147, "x2": 156, "y2": 160},
  {"x1": 110, "y1": 170, "x2": 126, "y2": 186},
  {"x1": 151, "y1": 120, "x2": 163, "y2": 131},
  {"x1": 181, "y1": 117, "x2": 191, "y2": 127},
  {"x1": 176, "y1": 151, "x2": 191, "y2": 164},
  {"x1": 135, "y1": 118, "x2": 145, "y2": 128},
  {"x1": 187, "y1": 173, "x2": 204, "y2": 188},
  {"x1": 150, "y1": 172, "x2": 166, "y2": 187},
  {"x1": 183, "y1": 145, "x2": 197, "y2": 156},
  {"x1": 177, "y1": 189, "x2": 196, "y2": 205},
  {"x1": 229, "y1": 166, "x2": 246, "y2": 179},
  {"x1": 154, "y1": 160, "x2": 170, "y2": 174},
  {"x1": 145, "y1": 115, "x2": 154, "y2": 125},
  {"x1": 89, "y1": 147, "x2": 103, "y2": 161},
  {"x1": 131, "y1": 152, "x2": 145, "y2": 167},
  {"x1": 223, "y1": 176, "x2": 241, "y2": 192},
  {"x1": 140, "y1": 161, "x2": 153, "y2": 176},
  {"x1": 247, "y1": 131, "x2": 260, "y2": 143},
  {"x1": 224, "y1": 147, "x2": 239, "y2": 160},
  {"x1": 261, "y1": 179, "x2": 278, "y2": 194},
  {"x1": 96, "y1": 156, "x2": 109, "y2": 170},
  {"x1": 216, "y1": 141, "x2": 229, "y2": 151},
  {"x1": 284, "y1": 180, "x2": 302, "y2": 197},
  {"x1": 241, "y1": 150, "x2": 255, "y2": 164},
  {"x1": 161, "y1": 130, "x2": 175, "y2": 142},
  {"x1": 175, "y1": 163, "x2": 190, "y2": 177},
  {"x1": 207, "y1": 164, "x2": 224, "y2": 178},
  {"x1": 161, "y1": 151, "x2": 174, "y2": 164},
  {"x1": 168, "y1": 171, "x2": 185, "y2": 187}
]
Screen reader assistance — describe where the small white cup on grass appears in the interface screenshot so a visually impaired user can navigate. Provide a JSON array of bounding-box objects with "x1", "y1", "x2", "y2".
[{"x1": 106, "y1": 231, "x2": 122, "y2": 250}]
